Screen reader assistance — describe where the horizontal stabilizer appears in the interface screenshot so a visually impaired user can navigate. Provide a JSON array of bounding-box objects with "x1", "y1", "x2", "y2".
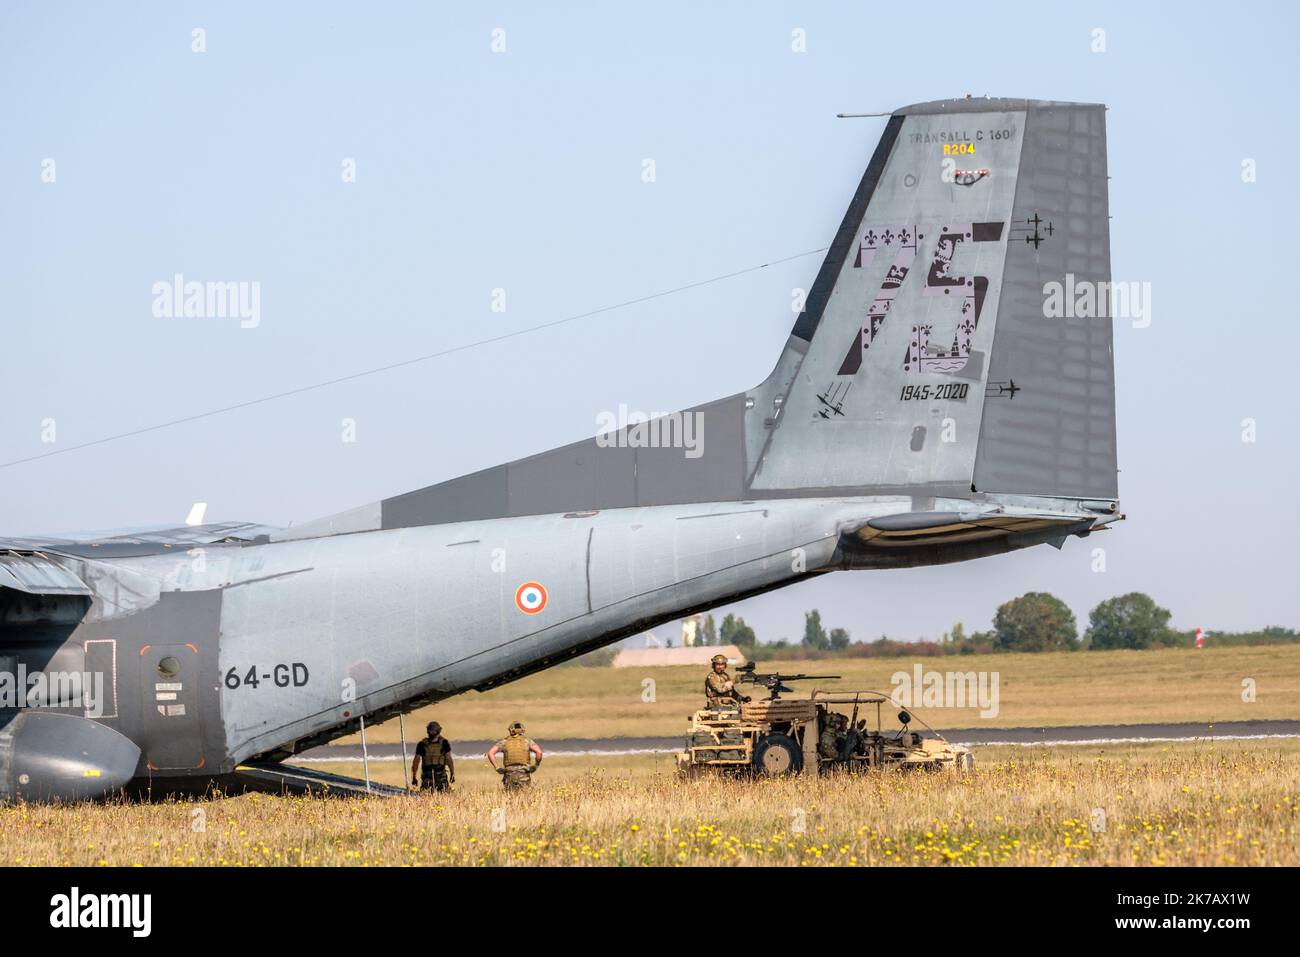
[{"x1": 0, "y1": 552, "x2": 90, "y2": 596}]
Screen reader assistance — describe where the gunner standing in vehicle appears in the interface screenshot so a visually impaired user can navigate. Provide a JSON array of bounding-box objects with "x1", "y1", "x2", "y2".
[{"x1": 705, "y1": 654, "x2": 751, "y2": 709}]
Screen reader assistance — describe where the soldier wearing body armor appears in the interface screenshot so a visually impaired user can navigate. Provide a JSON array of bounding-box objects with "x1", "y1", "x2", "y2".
[
  {"x1": 819, "y1": 712, "x2": 848, "y2": 761},
  {"x1": 411, "y1": 721, "x2": 455, "y2": 792},
  {"x1": 847, "y1": 718, "x2": 869, "y2": 758},
  {"x1": 704, "y1": 654, "x2": 751, "y2": 709},
  {"x1": 486, "y1": 721, "x2": 543, "y2": 791}
]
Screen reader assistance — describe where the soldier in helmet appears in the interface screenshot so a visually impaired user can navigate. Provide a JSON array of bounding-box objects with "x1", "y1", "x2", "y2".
[
  {"x1": 705, "y1": 654, "x2": 751, "y2": 709},
  {"x1": 411, "y1": 720, "x2": 454, "y2": 792},
  {"x1": 486, "y1": 721, "x2": 543, "y2": 791},
  {"x1": 819, "y1": 712, "x2": 847, "y2": 762}
]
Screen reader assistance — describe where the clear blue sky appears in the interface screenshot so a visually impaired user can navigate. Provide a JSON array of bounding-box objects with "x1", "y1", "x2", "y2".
[{"x1": 2, "y1": 1, "x2": 1295, "y2": 642}]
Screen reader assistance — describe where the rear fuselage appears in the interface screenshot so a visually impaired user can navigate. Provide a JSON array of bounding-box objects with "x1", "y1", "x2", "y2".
[{"x1": 0, "y1": 492, "x2": 1100, "y2": 799}]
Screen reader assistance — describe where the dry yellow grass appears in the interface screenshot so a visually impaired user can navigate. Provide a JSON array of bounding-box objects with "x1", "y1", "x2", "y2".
[
  {"x1": 3, "y1": 740, "x2": 1296, "y2": 866},
  {"x1": 342, "y1": 644, "x2": 1300, "y2": 745}
]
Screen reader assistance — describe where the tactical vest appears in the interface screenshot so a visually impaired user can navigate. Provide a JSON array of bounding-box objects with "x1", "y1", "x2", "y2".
[
  {"x1": 503, "y1": 734, "x2": 530, "y2": 767},
  {"x1": 819, "y1": 730, "x2": 839, "y2": 758},
  {"x1": 422, "y1": 737, "x2": 446, "y2": 768}
]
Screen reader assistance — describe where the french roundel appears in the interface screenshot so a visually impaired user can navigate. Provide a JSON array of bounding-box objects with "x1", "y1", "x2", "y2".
[{"x1": 514, "y1": 581, "x2": 548, "y2": 615}]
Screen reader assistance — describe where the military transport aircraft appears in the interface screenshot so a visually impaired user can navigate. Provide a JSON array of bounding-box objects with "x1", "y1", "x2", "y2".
[{"x1": 1, "y1": 97, "x2": 1120, "y2": 801}]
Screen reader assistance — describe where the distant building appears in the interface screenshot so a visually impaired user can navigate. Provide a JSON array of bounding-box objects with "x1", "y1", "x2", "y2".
[
  {"x1": 610, "y1": 644, "x2": 747, "y2": 669},
  {"x1": 681, "y1": 614, "x2": 700, "y2": 646}
]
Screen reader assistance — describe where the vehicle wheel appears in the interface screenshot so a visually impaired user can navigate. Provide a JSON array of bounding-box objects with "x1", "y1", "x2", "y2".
[{"x1": 752, "y1": 734, "x2": 803, "y2": 777}]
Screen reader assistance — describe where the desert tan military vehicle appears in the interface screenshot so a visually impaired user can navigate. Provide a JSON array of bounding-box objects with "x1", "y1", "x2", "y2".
[{"x1": 676, "y1": 671, "x2": 973, "y2": 777}]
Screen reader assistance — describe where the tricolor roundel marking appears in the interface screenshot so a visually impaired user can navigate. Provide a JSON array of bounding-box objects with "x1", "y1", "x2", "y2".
[{"x1": 514, "y1": 581, "x2": 548, "y2": 615}]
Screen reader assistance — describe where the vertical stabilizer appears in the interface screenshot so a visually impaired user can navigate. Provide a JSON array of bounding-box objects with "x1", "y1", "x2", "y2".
[{"x1": 748, "y1": 97, "x2": 1117, "y2": 503}]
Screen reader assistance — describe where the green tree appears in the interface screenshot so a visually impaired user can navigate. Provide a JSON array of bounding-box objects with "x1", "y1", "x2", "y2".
[
  {"x1": 959, "y1": 630, "x2": 997, "y2": 654},
  {"x1": 942, "y1": 622, "x2": 966, "y2": 650},
  {"x1": 828, "y1": 627, "x2": 851, "y2": 651},
  {"x1": 719, "y1": 613, "x2": 757, "y2": 651},
  {"x1": 1085, "y1": 593, "x2": 1176, "y2": 650},
  {"x1": 992, "y1": 592, "x2": 1079, "y2": 652},
  {"x1": 699, "y1": 613, "x2": 717, "y2": 646},
  {"x1": 802, "y1": 609, "x2": 829, "y2": 650}
]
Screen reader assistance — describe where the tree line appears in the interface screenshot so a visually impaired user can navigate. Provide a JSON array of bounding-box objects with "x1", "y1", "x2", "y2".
[{"x1": 692, "y1": 592, "x2": 1299, "y2": 661}]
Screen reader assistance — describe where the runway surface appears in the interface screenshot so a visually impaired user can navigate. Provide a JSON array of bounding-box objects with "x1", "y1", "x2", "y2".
[{"x1": 295, "y1": 718, "x2": 1300, "y2": 762}]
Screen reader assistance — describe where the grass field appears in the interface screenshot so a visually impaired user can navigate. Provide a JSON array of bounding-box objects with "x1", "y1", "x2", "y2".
[
  {"x1": 2, "y1": 739, "x2": 1295, "y2": 866},
  {"x1": 338, "y1": 644, "x2": 1300, "y2": 746}
]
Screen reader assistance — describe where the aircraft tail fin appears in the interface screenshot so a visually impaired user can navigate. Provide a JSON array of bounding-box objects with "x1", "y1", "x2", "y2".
[{"x1": 745, "y1": 97, "x2": 1118, "y2": 504}]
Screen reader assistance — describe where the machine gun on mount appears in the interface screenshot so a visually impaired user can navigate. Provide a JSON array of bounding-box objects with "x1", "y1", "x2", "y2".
[
  {"x1": 679, "y1": 662, "x2": 973, "y2": 777},
  {"x1": 735, "y1": 662, "x2": 842, "y2": 701},
  {"x1": 677, "y1": 673, "x2": 974, "y2": 778}
]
